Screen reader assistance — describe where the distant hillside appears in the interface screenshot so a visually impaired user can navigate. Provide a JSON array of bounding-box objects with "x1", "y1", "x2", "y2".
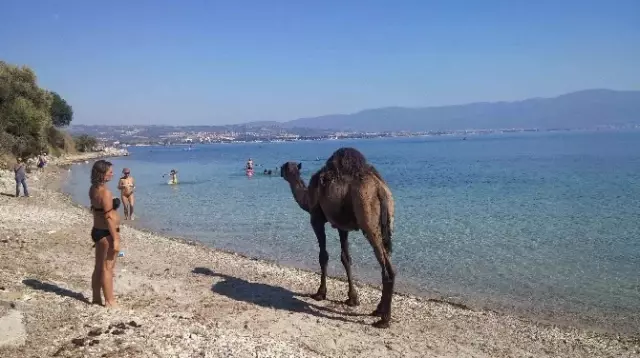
[{"x1": 283, "y1": 89, "x2": 640, "y2": 132}]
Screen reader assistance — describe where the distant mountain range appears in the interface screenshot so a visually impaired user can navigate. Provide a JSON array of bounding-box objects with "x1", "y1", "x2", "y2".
[
  {"x1": 72, "y1": 89, "x2": 640, "y2": 136},
  {"x1": 280, "y1": 89, "x2": 640, "y2": 132}
]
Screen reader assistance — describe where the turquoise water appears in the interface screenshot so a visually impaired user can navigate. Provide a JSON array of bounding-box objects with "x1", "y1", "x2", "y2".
[{"x1": 64, "y1": 131, "x2": 640, "y2": 332}]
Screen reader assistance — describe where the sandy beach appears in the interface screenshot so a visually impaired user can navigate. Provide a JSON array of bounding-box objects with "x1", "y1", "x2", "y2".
[{"x1": 0, "y1": 160, "x2": 638, "y2": 358}]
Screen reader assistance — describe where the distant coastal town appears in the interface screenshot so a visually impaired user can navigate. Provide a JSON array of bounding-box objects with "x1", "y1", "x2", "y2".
[{"x1": 68, "y1": 123, "x2": 638, "y2": 147}]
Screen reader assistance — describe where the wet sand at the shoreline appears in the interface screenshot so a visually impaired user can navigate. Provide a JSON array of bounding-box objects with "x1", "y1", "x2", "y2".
[
  {"x1": 69, "y1": 183, "x2": 640, "y2": 337},
  {"x1": 124, "y1": 214, "x2": 640, "y2": 337},
  {"x1": 71, "y1": 166, "x2": 639, "y2": 337},
  {"x1": 0, "y1": 160, "x2": 638, "y2": 357}
]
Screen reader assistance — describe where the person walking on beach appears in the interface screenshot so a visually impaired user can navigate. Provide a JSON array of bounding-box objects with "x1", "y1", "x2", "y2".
[
  {"x1": 89, "y1": 160, "x2": 121, "y2": 308},
  {"x1": 117, "y1": 168, "x2": 135, "y2": 220},
  {"x1": 37, "y1": 152, "x2": 48, "y2": 173},
  {"x1": 13, "y1": 158, "x2": 29, "y2": 197}
]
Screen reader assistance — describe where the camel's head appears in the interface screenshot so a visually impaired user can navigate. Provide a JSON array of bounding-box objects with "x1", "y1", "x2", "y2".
[{"x1": 280, "y1": 162, "x2": 302, "y2": 181}]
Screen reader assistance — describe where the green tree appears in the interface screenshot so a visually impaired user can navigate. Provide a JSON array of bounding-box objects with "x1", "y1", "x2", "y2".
[
  {"x1": 0, "y1": 60, "x2": 80, "y2": 159},
  {"x1": 0, "y1": 61, "x2": 53, "y2": 157},
  {"x1": 74, "y1": 134, "x2": 97, "y2": 152},
  {"x1": 50, "y1": 91, "x2": 73, "y2": 127}
]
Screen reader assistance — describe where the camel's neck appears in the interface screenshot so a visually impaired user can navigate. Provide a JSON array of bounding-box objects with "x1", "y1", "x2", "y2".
[{"x1": 287, "y1": 176, "x2": 310, "y2": 213}]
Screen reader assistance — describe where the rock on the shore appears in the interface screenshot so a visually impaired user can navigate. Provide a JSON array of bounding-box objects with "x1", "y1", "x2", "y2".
[
  {"x1": 0, "y1": 310, "x2": 26, "y2": 348},
  {"x1": 0, "y1": 170, "x2": 17, "y2": 195}
]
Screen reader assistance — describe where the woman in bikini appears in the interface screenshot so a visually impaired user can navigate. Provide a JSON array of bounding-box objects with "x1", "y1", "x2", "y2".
[
  {"x1": 118, "y1": 168, "x2": 135, "y2": 220},
  {"x1": 89, "y1": 160, "x2": 121, "y2": 307}
]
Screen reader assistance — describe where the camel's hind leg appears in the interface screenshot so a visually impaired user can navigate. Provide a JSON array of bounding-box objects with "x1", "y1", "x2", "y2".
[
  {"x1": 310, "y1": 212, "x2": 328, "y2": 301},
  {"x1": 354, "y1": 181, "x2": 396, "y2": 328},
  {"x1": 369, "y1": 240, "x2": 395, "y2": 328},
  {"x1": 338, "y1": 229, "x2": 360, "y2": 306}
]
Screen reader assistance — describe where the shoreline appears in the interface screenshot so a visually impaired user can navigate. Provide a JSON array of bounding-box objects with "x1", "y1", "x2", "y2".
[
  {"x1": 122, "y1": 218, "x2": 640, "y2": 336},
  {"x1": 0, "y1": 163, "x2": 638, "y2": 356},
  {"x1": 59, "y1": 155, "x2": 640, "y2": 336},
  {"x1": 108, "y1": 126, "x2": 640, "y2": 147},
  {"x1": 50, "y1": 148, "x2": 130, "y2": 166}
]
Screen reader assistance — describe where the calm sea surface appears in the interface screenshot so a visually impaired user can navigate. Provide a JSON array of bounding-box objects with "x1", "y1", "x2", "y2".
[{"x1": 63, "y1": 131, "x2": 640, "y2": 332}]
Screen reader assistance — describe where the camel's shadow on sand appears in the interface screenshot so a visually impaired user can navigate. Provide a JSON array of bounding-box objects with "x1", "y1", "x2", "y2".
[
  {"x1": 192, "y1": 267, "x2": 367, "y2": 325},
  {"x1": 22, "y1": 279, "x2": 90, "y2": 304}
]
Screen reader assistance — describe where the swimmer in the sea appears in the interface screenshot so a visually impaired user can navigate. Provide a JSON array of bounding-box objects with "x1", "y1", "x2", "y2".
[
  {"x1": 163, "y1": 169, "x2": 178, "y2": 184},
  {"x1": 117, "y1": 168, "x2": 135, "y2": 220}
]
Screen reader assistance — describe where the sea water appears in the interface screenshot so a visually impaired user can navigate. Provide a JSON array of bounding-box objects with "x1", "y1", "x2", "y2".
[{"x1": 63, "y1": 130, "x2": 640, "y2": 332}]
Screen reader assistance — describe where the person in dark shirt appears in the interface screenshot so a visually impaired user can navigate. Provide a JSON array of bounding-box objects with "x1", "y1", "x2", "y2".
[{"x1": 13, "y1": 158, "x2": 29, "y2": 197}]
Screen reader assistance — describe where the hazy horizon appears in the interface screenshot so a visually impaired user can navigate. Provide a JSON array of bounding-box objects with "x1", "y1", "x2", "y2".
[
  {"x1": 62, "y1": 88, "x2": 638, "y2": 128},
  {"x1": 2, "y1": 1, "x2": 639, "y2": 126}
]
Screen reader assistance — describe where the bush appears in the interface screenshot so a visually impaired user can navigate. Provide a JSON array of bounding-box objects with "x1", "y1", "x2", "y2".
[
  {"x1": 0, "y1": 60, "x2": 75, "y2": 158},
  {"x1": 1, "y1": 61, "x2": 52, "y2": 157},
  {"x1": 47, "y1": 126, "x2": 66, "y2": 149},
  {"x1": 46, "y1": 127, "x2": 77, "y2": 156},
  {"x1": 74, "y1": 134, "x2": 98, "y2": 152},
  {"x1": 0, "y1": 131, "x2": 16, "y2": 154},
  {"x1": 15, "y1": 135, "x2": 48, "y2": 158},
  {"x1": 61, "y1": 131, "x2": 77, "y2": 153}
]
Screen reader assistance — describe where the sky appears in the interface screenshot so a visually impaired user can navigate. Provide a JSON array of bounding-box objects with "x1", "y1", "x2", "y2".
[{"x1": 1, "y1": 0, "x2": 639, "y2": 125}]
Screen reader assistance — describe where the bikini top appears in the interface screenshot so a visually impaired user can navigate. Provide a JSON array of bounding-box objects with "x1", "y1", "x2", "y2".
[{"x1": 91, "y1": 198, "x2": 121, "y2": 213}]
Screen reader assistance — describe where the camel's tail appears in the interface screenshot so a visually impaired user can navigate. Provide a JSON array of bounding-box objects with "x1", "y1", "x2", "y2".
[{"x1": 378, "y1": 186, "x2": 393, "y2": 254}]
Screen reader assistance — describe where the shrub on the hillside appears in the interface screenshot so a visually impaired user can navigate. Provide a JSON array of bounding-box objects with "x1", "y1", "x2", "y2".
[
  {"x1": 0, "y1": 131, "x2": 16, "y2": 154},
  {"x1": 47, "y1": 126, "x2": 66, "y2": 149},
  {"x1": 61, "y1": 130, "x2": 76, "y2": 153},
  {"x1": 74, "y1": 134, "x2": 98, "y2": 152},
  {"x1": 1, "y1": 61, "x2": 52, "y2": 157},
  {"x1": 0, "y1": 60, "x2": 75, "y2": 158}
]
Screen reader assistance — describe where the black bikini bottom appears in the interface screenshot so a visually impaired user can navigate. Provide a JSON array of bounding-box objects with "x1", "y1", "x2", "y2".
[{"x1": 91, "y1": 227, "x2": 120, "y2": 243}]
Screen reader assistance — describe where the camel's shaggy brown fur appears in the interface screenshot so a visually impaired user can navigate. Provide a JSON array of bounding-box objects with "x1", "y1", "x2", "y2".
[
  {"x1": 325, "y1": 147, "x2": 369, "y2": 177},
  {"x1": 280, "y1": 147, "x2": 396, "y2": 328},
  {"x1": 323, "y1": 147, "x2": 386, "y2": 184}
]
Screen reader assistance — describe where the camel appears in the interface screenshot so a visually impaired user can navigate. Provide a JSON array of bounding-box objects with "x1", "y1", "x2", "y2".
[{"x1": 280, "y1": 147, "x2": 396, "y2": 328}]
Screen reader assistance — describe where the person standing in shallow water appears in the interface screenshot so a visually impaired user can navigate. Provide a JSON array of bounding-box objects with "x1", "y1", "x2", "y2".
[
  {"x1": 162, "y1": 169, "x2": 178, "y2": 184},
  {"x1": 89, "y1": 160, "x2": 121, "y2": 308},
  {"x1": 13, "y1": 158, "x2": 29, "y2": 197},
  {"x1": 118, "y1": 168, "x2": 135, "y2": 220}
]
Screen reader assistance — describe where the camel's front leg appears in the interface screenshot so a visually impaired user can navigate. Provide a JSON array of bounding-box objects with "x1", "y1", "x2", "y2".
[{"x1": 310, "y1": 213, "x2": 328, "y2": 301}]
